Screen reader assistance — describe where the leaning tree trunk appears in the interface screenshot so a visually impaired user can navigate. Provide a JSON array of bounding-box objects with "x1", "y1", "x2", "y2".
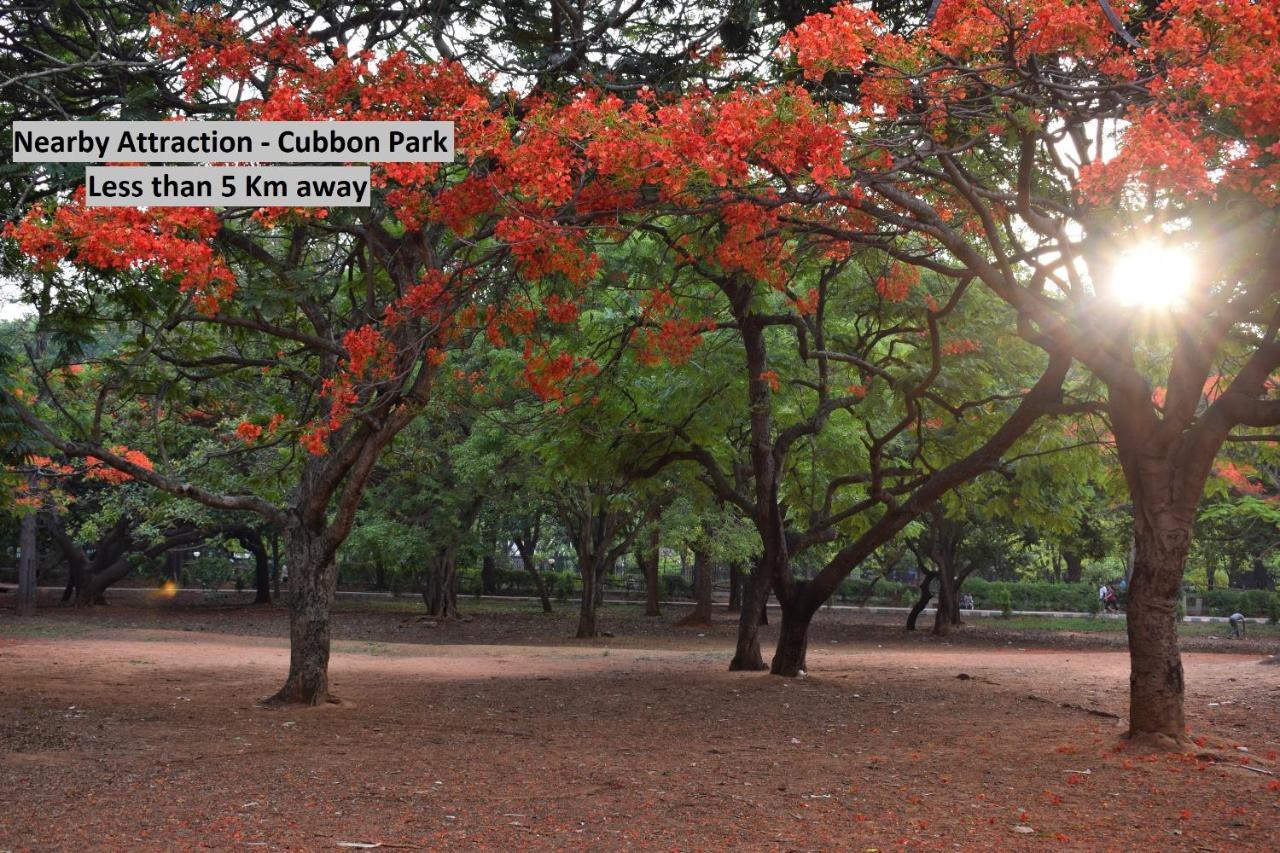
[
  {"x1": 421, "y1": 549, "x2": 459, "y2": 618},
  {"x1": 17, "y1": 508, "x2": 37, "y2": 617},
  {"x1": 906, "y1": 570, "x2": 937, "y2": 631},
  {"x1": 1126, "y1": 513, "x2": 1192, "y2": 742},
  {"x1": 269, "y1": 524, "x2": 337, "y2": 705},
  {"x1": 729, "y1": 561, "x2": 770, "y2": 671},
  {"x1": 519, "y1": 551, "x2": 553, "y2": 613},
  {"x1": 678, "y1": 546, "x2": 713, "y2": 626}
]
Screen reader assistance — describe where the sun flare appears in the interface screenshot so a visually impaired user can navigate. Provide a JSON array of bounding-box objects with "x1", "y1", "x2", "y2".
[{"x1": 1110, "y1": 242, "x2": 1194, "y2": 309}]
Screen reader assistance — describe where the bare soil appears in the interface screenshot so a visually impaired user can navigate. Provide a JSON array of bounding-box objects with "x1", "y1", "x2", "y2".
[{"x1": 2, "y1": 595, "x2": 1278, "y2": 850}]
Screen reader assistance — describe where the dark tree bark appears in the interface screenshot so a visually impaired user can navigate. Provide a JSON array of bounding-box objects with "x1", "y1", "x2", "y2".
[
  {"x1": 17, "y1": 507, "x2": 37, "y2": 617},
  {"x1": 770, "y1": 589, "x2": 813, "y2": 676},
  {"x1": 577, "y1": 558, "x2": 602, "y2": 638},
  {"x1": 642, "y1": 526, "x2": 661, "y2": 617},
  {"x1": 727, "y1": 561, "x2": 743, "y2": 612},
  {"x1": 1063, "y1": 550, "x2": 1083, "y2": 583},
  {"x1": 421, "y1": 547, "x2": 460, "y2": 619},
  {"x1": 231, "y1": 527, "x2": 272, "y2": 605},
  {"x1": 729, "y1": 559, "x2": 770, "y2": 671},
  {"x1": 514, "y1": 525, "x2": 552, "y2": 613},
  {"x1": 906, "y1": 569, "x2": 937, "y2": 631},
  {"x1": 1249, "y1": 556, "x2": 1272, "y2": 591},
  {"x1": 1124, "y1": 512, "x2": 1191, "y2": 741},
  {"x1": 270, "y1": 521, "x2": 337, "y2": 705},
  {"x1": 269, "y1": 532, "x2": 282, "y2": 600},
  {"x1": 481, "y1": 553, "x2": 497, "y2": 596},
  {"x1": 677, "y1": 544, "x2": 713, "y2": 626}
]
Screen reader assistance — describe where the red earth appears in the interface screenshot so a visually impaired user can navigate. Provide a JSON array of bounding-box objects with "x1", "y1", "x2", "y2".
[{"x1": 2, "y1": 595, "x2": 1278, "y2": 850}]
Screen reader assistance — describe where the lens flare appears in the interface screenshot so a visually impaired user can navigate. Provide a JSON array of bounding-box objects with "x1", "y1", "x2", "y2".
[{"x1": 1110, "y1": 242, "x2": 1194, "y2": 309}]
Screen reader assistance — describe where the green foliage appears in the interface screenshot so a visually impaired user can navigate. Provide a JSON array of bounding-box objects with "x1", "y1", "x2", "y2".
[
  {"x1": 966, "y1": 579, "x2": 1097, "y2": 613},
  {"x1": 185, "y1": 549, "x2": 236, "y2": 592},
  {"x1": 996, "y1": 586, "x2": 1013, "y2": 618},
  {"x1": 1201, "y1": 588, "x2": 1275, "y2": 619},
  {"x1": 1269, "y1": 594, "x2": 1280, "y2": 625}
]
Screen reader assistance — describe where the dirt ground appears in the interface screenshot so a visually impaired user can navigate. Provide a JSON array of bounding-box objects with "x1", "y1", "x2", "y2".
[{"x1": 2, "y1": 596, "x2": 1278, "y2": 850}]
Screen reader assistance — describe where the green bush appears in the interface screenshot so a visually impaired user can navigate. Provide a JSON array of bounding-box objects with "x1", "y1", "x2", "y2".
[
  {"x1": 552, "y1": 571, "x2": 577, "y2": 602},
  {"x1": 662, "y1": 573, "x2": 692, "y2": 598},
  {"x1": 996, "y1": 587, "x2": 1013, "y2": 618},
  {"x1": 1269, "y1": 594, "x2": 1280, "y2": 625},
  {"x1": 1203, "y1": 588, "x2": 1274, "y2": 618}
]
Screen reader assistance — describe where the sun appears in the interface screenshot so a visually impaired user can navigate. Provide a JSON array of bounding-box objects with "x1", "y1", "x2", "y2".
[{"x1": 1110, "y1": 241, "x2": 1194, "y2": 309}]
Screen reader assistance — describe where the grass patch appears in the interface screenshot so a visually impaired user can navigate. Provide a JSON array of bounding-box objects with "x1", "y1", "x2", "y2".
[{"x1": 968, "y1": 614, "x2": 1280, "y2": 638}]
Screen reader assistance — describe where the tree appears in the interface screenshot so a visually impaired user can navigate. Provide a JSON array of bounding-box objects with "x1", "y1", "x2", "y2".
[
  {"x1": 1, "y1": 10, "x2": 609, "y2": 703},
  {"x1": 752, "y1": 0, "x2": 1280, "y2": 742}
]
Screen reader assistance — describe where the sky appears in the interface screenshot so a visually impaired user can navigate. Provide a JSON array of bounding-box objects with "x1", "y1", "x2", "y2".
[{"x1": 0, "y1": 280, "x2": 30, "y2": 321}]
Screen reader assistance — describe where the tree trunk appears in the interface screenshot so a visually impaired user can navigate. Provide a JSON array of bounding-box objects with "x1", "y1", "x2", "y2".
[
  {"x1": 1125, "y1": 515, "x2": 1191, "y2": 742},
  {"x1": 1063, "y1": 550, "x2": 1083, "y2": 583},
  {"x1": 729, "y1": 561, "x2": 769, "y2": 671},
  {"x1": 678, "y1": 546, "x2": 713, "y2": 626},
  {"x1": 576, "y1": 561, "x2": 601, "y2": 638},
  {"x1": 268, "y1": 525, "x2": 336, "y2": 705},
  {"x1": 727, "y1": 562, "x2": 743, "y2": 612},
  {"x1": 519, "y1": 551, "x2": 552, "y2": 613},
  {"x1": 906, "y1": 570, "x2": 936, "y2": 631},
  {"x1": 269, "y1": 533, "x2": 282, "y2": 600},
  {"x1": 642, "y1": 527, "x2": 661, "y2": 617},
  {"x1": 770, "y1": 596, "x2": 813, "y2": 676},
  {"x1": 237, "y1": 529, "x2": 272, "y2": 605},
  {"x1": 17, "y1": 508, "x2": 37, "y2": 617},
  {"x1": 421, "y1": 549, "x2": 459, "y2": 618},
  {"x1": 932, "y1": 564, "x2": 956, "y2": 636},
  {"x1": 481, "y1": 553, "x2": 497, "y2": 596},
  {"x1": 1250, "y1": 556, "x2": 1272, "y2": 591}
]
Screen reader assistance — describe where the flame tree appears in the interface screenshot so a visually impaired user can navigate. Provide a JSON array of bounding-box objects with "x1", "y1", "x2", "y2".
[
  {"x1": 759, "y1": 0, "x2": 1280, "y2": 742},
  {"x1": 1, "y1": 11, "x2": 612, "y2": 704}
]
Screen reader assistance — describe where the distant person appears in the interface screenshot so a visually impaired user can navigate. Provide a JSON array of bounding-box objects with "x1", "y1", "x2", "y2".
[
  {"x1": 1229, "y1": 612, "x2": 1246, "y2": 639},
  {"x1": 1104, "y1": 584, "x2": 1120, "y2": 613},
  {"x1": 1098, "y1": 583, "x2": 1109, "y2": 607},
  {"x1": 960, "y1": 592, "x2": 974, "y2": 610}
]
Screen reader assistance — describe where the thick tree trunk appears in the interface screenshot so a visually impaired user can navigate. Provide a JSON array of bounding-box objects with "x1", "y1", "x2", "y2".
[
  {"x1": 268, "y1": 525, "x2": 336, "y2": 705},
  {"x1": 768, "y1": 584, "x2": 808, "y2": 671},
  {"x1": 906, "y1": 570, "x2": 937, "y2": 631},
  {"x1": 770, "y1": 596, "x2": 813, "y2": 676},
  {"x1": 1063, "y1": 550, "x2": 1083, "y2": 584},
  {"x1": 421, "y1": 550, "x2": 459, "y2": 618},
  {"x1": 642, "y1": 527, "x2": 661, "y2": 617},
  {"x1": 678, "y1": 546, "x2": 713, "y2": 626},
  {"x1": 729, "y1": 561, "x2": 770, "y2": 671},
  {"x1": 1126, "y1": 516, "x2": 1191, "y2": 742},
  {"x1": 727, "y1": 562, "x2": 743, "y2": 612},
  {"x1": 17, "y1": 509, "x2": 37, "y2": 617}
]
